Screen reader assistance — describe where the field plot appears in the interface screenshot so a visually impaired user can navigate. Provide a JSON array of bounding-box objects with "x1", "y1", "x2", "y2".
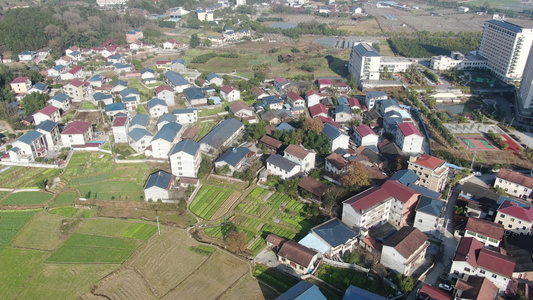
[
  {"x1": 11, "y1": 212, "x2": 64, "y2": 251},
  {"x1": 165, "y1": 251, "x2": 248, "y2": 299},
  {"x1": 93, "y1": 268, "x2": 156, "y2": 300},
  {"x1": 131, "y1": 228, "x2": 209, "y2": 296},
  {"x1": 219, "y1": 274, "x2": 278, "y2": 300},
  {"x1": 0, "y1": 166, "x2": 61, "y2": 189},
  {"x1": 0, "y1": 248, "x2": 49, "y2": 300},
  {"x1": 49, "y1": 206, "x2": 77, "y2": 217},
  {"x1": 52, "y1": 191, "x2": 77, "y2": 206},
  {"x1": 120, "y1": 223, "x2": 158, "y2": 240},
  {"x1": 78, "y1": 181, "x2": 144, "y2": 201},
  {"x1": 77, "y1": 219, "x2": 143, "y2": 237},
  {"x1": 0, "y1": 210, "x2": 37, "y2": 250},
  {"x1": 190, "y1": 185, "x2": 239, "y2": 220},
  {"x1": 1, "y1": 191, "x2": 53, "y2": 206}
]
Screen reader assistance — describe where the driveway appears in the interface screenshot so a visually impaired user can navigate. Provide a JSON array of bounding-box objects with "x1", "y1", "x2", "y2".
[{"x1": 254, "y1": 248, "x2": 279, "y2": 268}]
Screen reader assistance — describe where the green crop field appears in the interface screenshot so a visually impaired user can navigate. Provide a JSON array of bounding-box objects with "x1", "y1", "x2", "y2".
[
  {"x1": 0, "y1": 210, "x2": 37, "y2": 250},
  {"x1": 49, "y1": 207, "x2": 77, "y2": 217},
  {"x1": 10, "y1": 212, "x2": 64, "y2": 251},
  {"x1": 52, "y1": 192, "x2": 77, "y2": 206},
  {"x1": 120, "y1": 223, "x2": 158, "y2": 240},
  {"x1": 78, "y1": 181, "x2": 144, "y2": 201},
  {"x1": 77, "y1": 219, "x2": 138, "y2": 237},
  {"x1": 0, "y1": 167, "x2": 61, "y2": 189},
  {"x1": 190, "y1": 185, "x2": 234, "y2": 219},
  {"x1": 1, "y1": 192, "x2": 53, "y2": 206}
]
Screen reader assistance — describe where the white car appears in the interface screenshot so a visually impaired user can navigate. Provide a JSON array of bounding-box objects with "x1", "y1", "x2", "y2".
[{"x1": 438, "y1": 283, "x2": 453, "y2": 291}]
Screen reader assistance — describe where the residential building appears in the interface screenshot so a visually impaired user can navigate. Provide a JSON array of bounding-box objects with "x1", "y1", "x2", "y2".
[
  {"x1": 323, "y1": 123, "x2": 349, "y2": 152},
  {"x1": 342, "y1": 180, "x2": 420, "y2": 229},
  {"x1": 305, "y1": 90, "x2": 325, "y2": 107},
  {"x1": 155, "y1": 85, "x2": 175, "y2": 106},
  {"x1": 112, "y1": 115, "x2": 129, "y2": 143},
  {"x1": 28, "y1": 82, "x2": 48, "y2": 94},
  {"x1": 157, "y1": 113, "x2": 177, "y2": 131},
  {"x1": 380, "y1": 226, "x2": 429, "y2": 275},
  {"x1": 47, "y1": 65, "x2": 66, "y2": 78},
  {"x1": 494, "y1": 169, "x2": 533, "y2": 200},
  {"x1": 148, "y1": 98, "x2": 168, "y2": 118},
  {"x1": 206, "y1": 72, "x2": 223, "y2": 86},
  {"x1": 414, "y1": 196, "x2": 445, "y2": 236},
  {"x1": 266, "y1": 154, "x2": 301, "y2": 179},
  {"x1": 260, "y1": 135, "x2": 282, "y2": 151},
  {"x1": 430, "y1": 55, "x2": 463, "y2": 70},
  {"x1": 184, "y1": 87, "x2": 207, "y2": 106},
  {"x1": 60, "y1": 65, "x2": 84, "y2": 80},
  {"x1": 417, "y1": 284, "x2": 451, "y2": 300},
  {"x1": 309, "y1": 104, "x2": 328, "y2": 118},
  {"x1": 298, "y1": 218, "x2": 358, "y2": 259},
  {"x1": 32, "y1": 105, "x2": 60, "y2": 125},
  {"x1": 220, "y1": 85, "x2": 240, "y2": 102},
  {"x1": 9, "y1": 130, "x2": 48, "y2": 162},
  {"x1": 129, "y1": 114, "x2": 149, "y2": 131},
  {"x1": 10, "y1": 77, "x2": 31, "y2": 94},
  {"x1": 277, "y1": 281, "x2": 326, "y2": 300},
  {"x1": 298, "y1": 177, "x2": 329, "y2": 201},
  {"x1": 169, "y1": 139, "x2": 201, "y2": 178},
  {"x1": 408, "y1": 154, "x2": 449, "y2": 192},
  {"x1": 171, "y1": 59, "x2": 186, "y2": 72},
  {"x1": 287, "y1": 91, "x2": 305, "y2": 108},
  {"x1": 251, "y1": 87, "x2": 269, "y2": 100},
  {"x1": 450, "y1": 237, "x2": 515, "y2": 291},
  {"x1": 35, "y1": 120, "x2": 60, "y2": 150},
  {"x1": 63, "y1": 79, "x2": 92, "y2": 101},
  {"x1": 150, "y1": 122, "x2": 182, "y2": 159},
  {"x1": 335, "y1": 105, "x2": 352, "y2": 123},
  {"x1": 273, "y1": 77, "x2": 290, "y2": 92},
  {"x1": 198, "y1": 118, "x2": 243, "y2": 153},
  {"x1": 173, "y1": 109, "x2": 197, "y2": 124},
  {"x1": 144, "y1": 170, "x2": 174, "y2": 202},
  {"x1": 18, "y1": 50, "x2": 37, "y2": 61},
  {"x1": 214, "y1": 147, "x2": 251, "y2": 174},
  {"x1": 348, "y1": 43, "x2": 381, "y2": 85},
  {"x1": 88, "y1": 74, "x2": 104, "y2": 87},
  {"x1": 277, "y1": 240, "x2": 319, "y2": 274},
  {"x1": 464, "y1": 217, "x2": 504, "y2": 247},
  {"x1": 61, "y1": 121, "x2": 93, "y2": 147},
  {"x1": 229, "y1": 101, "x2": 254, "y2": 120},
  {"x1": 344, "y1": 285, "x2": 387, "y2": 300},
  {"x1": 93, "y1": 92, "x2": 113, "y2": 106},
  {"x1": 353, "y1": 124, "x2": 378, "y2": 147},
  {"x1": 128, "y1": 128, "x2": 153, "y2": 152},
  {"x1": 141, "y1": 68, "x2": 157, "y2": 84},
  {"x1": 165, "y1": 71, "x2": 190, "y2": 93},
  {"x1": 494, "y1": 200, "x2": 533, "y2": 235},
  {"x1": 454, "y1": 276, "x2": 498, "y2": 300},
  {"x1": 105, "y1": 103, "x2": 126, "y2": 116},
  {"x1": 395, "y1": 123, "x2": 424, "y2": 155},
  {"x1": 325, "y1": 153, "x2": 348, "y2": 175},
  {"x1": 263, "y1": 96, "x2": 283, "y2": 110},
  {"x1": 365, "y1": 91, "x2": 387, "y2": 110},
  {"x1": 283, "y1": 144, "x2": 316, "y2": 172},
  {"x1": 112, "y1": 80, "x2": 128, "y2": 93},
  {"x1": 478, "y1": 20, "x2": 533, "y2": 82}
]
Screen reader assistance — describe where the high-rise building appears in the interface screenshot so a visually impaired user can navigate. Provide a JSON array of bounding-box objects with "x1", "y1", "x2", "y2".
[
  {"x1": 348, "y1": 43, "x2": 381, "y2": 84},
  {"x1": 519, "y1": 45, "x2": 533, "y2": 110},
  {"x1": 478, "y1": 19, "x2": 533, "y2": 82}
]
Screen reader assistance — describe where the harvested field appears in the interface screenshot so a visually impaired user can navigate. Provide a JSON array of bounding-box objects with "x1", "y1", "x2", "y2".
[
  {"x1": 164, "y1": 251, "x2": 248, "y2": 299},
  {"x1": 219, "y1": 274, "x2": 278, "y2": 300},
  {"x1": 131, "y1": 228, "x2": 208, "y2": 296},
  {"x1": 93, "y1": 268, "x2": 156, "y2": 300}
]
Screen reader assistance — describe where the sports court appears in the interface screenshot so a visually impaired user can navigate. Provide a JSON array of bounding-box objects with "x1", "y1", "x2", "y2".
[{"x1": 458, "y1": 136, "x2": 498, "y2": 151}]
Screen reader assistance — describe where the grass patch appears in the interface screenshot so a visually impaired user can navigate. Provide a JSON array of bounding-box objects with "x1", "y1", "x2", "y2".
[
  {"x1": 0, "y1": 210, "x2": 38, "y2": 250},
  {"x1": 120, "y1": 223, "x2": 158, "y2": 240},
  {"x1": 253, "y1": 264, "x2": 300, "y2": 293},
  {"x1": 52, "y1": 192, "x2": 77, "y2": 206},
  {"x1": 77, "y1": 218, "x2": 136, "y2": 237},
  {"x1": 189, "y1": 245, "x2": 216, "y2": 256},
  {"x1": 78, "y1": 181, "x2": 144, "y2": 201},
  {"x1": 0, "y1": 248, "x2": 49, "y2": 299},
  {"x1": 11, "y1": 212, "x2": 64, "y2": 251},
  {"x1": 80, "y1": 101, "x2": 97, "y2": 109},
  {"x1": 48, "y1": 207, "x2": 77, "y2": 217}
]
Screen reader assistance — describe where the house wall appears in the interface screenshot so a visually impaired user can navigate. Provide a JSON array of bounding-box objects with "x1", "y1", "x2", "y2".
[
  {"x1": 266, "y1": 162, "x2": 300, "y2": 180},
  {"x1": 325, "y1": 159, "x2": 343, "y2": 175},
  {"x1": 222, "y1": 90, "x2": 240, "y2": 102},
  {"x1": 494, "y1": 178, "x2": 532, "y2": 199},
  {"x1": 464, "y1": 230, "x2": 500, "y2": 247},
  {"x1": 189, "y1": 97, "x2": 207, "y2": 106},
  {"x1": 335, "y1": 112, "x2": 352, "y2": 123},
  {"x1": 151, "y1": 140, "x2": 174, "y2": 159},
  {"x1": 331, "y1": 135, "x2": 350, "y2": 152},
  {"x1": 396, "y1": 132, "x2": 423, "y2": 155},
  {"x1": 144, "y1": 186, "x2": 170, "y2": 202},
  {"x1": 495, "y1": 212, "x2": 533, "y2": 235},
  {"x1": 307, "y1": 95, "x2": 321, "y2": 107},
  {"x1": 278, "y1": 254, "x2": 318, "y2": 274},
  {"x1": 408, "y1": 162, "x2": 449, "y2": 192},
  {"x1": 381, "y1": 247, "x2": 407, "y2": 274},
  {"x1": 354, "y1": 132, "x2": 379, "y2": 147},
  {"x1": 415, "y1": 211, "x2": 443, "y2": 236},
  {"x1": 175, "y1": 111, "x2": 197, "y2": 124},
  {"x1": 129, "y1": 135, "x2": 152, "y2": 153},
  {"x1": 158, "y1": 90, "x2": 175, "y2": 106},
  {"x1": 284, "y1": 152, "x2": 316, "y2": 172},
  {"x1": 149, "y1": 105, "x2": 169, "y2": 118},
  {"x1": 113, "y1": 126, "x2": 129, "y2": 144},
  {"x1": 170, "y1": 150, "x2": 200, "y2": 178},
  {"x1": 450, "y1": 261, "x2": 510, "y2": 291},
  {"x1": 11, "y1": 81, "x2": 30, "y2": 94},
  {"x1": 61, "y1": 130, "x2": 90, "y2": 147}
]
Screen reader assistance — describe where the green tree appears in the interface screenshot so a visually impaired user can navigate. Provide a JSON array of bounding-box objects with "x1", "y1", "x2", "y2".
[
  {"x1": 21, "y1": 92, "x2": 48, "y2": 115},
  {"x1": 221, "y1": 222, "x2": 237, "y2": 240},
  {"x1": 394, "y1": 274, "x2": 414, "y2": 293},
  {"x1": 190, "y1": 34, "x2": 200, "y2": 48},
  {"x1": 198, "y1": 157, "x2": 212, "y2": 179}
]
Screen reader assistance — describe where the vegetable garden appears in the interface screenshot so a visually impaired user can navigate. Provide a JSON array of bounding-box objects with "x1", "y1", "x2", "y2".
[{"x1": 190, "y1": 185, "x2": 238, "y2": 220}]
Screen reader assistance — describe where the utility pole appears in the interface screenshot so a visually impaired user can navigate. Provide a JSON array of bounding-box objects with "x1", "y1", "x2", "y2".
[
  {"x1": 470, "y1": 151, "x2": 477, "y2": 169},
  {"x1": 156, "y1": 215, "x2": 161, "y2": 235}
]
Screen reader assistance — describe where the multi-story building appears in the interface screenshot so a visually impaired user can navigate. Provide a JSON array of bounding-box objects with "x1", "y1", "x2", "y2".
[
  {"x1": 408, "y1": 154, "x2": 449, "y2": 192},
  {"x1": 10, "y1": 77, "x2": 31, "y2": 94},
  {"x1": 150, "y1": 122, "x2": 182, "y2": 159},
  {"x1": 348, "y1": 43, "x2": 381, "y2": 84},
  {"x1": 353, "y1": 124, "x2": 379, "y2": 148},
  {"x1": 478, "y1": 19, "x2": 533, "y2": 82},
  {"x1": 168, "y1": 139, "x2": 201, "y2": 178},
  {"x1": 518, "y1": 46, "x2": 533, "y2": 114},
  {"x1": 9, "y1": 130, "x2": 48, "y2": 162},
  {"x1": 283, "y1": 145, "x2": 316, "y2": 173},
  {"x1": 380, "y1": 226, "x2": 429, "y2": 275},
  {"x1": 63, "y1": 79, "x2": 92, "y2": 101},
  {"x1": 494, "y1": 169, "x2": 533, "y2": 200},
  {"x1": 266, "y1": 154, "x2": 301, "y2": 180},
  {"x1": 173, "y1": 109, "x2": 198, "y2": 124},
  {"x1": 395, "y1": 123, "x2": 424, "y2": 155},
  {"x1": 60, "y1": 121, "x2": 93, "y2": 147},
  {"x1": 112, "y1": 115, "x2": 129, "y2": 144},
  {"x1": 495, "y1": 200, "x2": 533, "y2": 235},
  {"x1": 342, "y1": 180, "x2": 420, "y2": 230},
  {"x1": 464, "y1": 217, "x2": 504, "y2": 248}
]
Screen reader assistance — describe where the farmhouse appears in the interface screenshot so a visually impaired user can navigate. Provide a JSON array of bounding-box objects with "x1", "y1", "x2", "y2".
[
  {"x1": 9, "y1": 130, "x2": 48, "y2": 162},
  {"x1": 112, "y1": 115, "x2": 129, "y2": 143},
  {"x1": 169, "y1": 139, "x2": 201, "y2": 178},
  {"x1": 144, "y1": 170, "x2": 175, "y2": 202},
  {"x1": 298, "y1": 218, "x2": 358, "y2": 259},
  {"x1": 150, "y1": 122, "x2": 182, "y2": 159},
  {"x1": 61, "y1": 121, "x2": 93, "y2": 147},
  {"x1": 266, "y1": 154, "x2": 301, "y2": 180},
  {"x1": 35, "y1": 120, "x2": 60, "y2": 150},
  {"x1": 173, "y1": 109, "x2": 197, "y2": 124},
  {"x1": 214, "y1": 147, "x2": 252, "y2": 174},
  {"x1": 278, "y1": 240, "x2": 319, "y2": 274},
  {"x1": 380, "y1": 226, "x2": 429, "y2": 275},
  {"x1": 494, "y1": 169, "x2": 533, "y2": 200},
  {"x1": 464, "y1": 217, "x2": 504, "y2": 247},
  {"x1": 198, "y1": 118, "x2": 244, "y2": 153},
  {"x1": 128, "y1": 128, "x2": 153, "y2": 153}
]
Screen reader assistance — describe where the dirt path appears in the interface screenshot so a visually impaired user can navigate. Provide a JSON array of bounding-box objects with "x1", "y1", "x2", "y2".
[{"x1": 0, "y1": 120, "x2": 14, "y2": 133}]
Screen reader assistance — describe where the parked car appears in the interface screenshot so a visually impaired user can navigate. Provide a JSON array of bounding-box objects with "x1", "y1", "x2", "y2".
[{"x1": 439, "y1": 283, "x2": 453, "y2": 291}]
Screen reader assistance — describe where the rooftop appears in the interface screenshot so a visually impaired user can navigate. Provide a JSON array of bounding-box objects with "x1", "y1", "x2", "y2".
[
  {"x1": 215, "y1": 147, "x2": 251, "y2": 167},
  {"x1": 412, "y1": 154, "x2": 445, "y2": 170},
  {"x1": 497, "y1": 169, "x2": 533, "y2": 189},
  {"x1": 383, "y1": 226, "x2": 428, "y2": 259},
  {"x1": 398, "y1": 122, "x2": 422, "y2": 137},
  {"x1": 355, "y1": 124, "x2": 377, "y2": 137},
  {"x1": 310, "y1": 218, "x2": 358, "y2": 248},
  {"x1": 169, "y1": 139, "x2": 200, "y2": 156},
  {"x1": 266, "y1": 154, "x2": 299, "y2": 173},
  {"x1": 498, "y1": 200, "x2": 533, "y2": 222},
  {"x1": 344, "y1": 180, "x2": 419, "y2": 214},
  {"x1": 416, "y1": 196, "x2": 444, "y2": 217},
  {"x1": 465, "y1": 217, "x2": 504, "y2": 241},
  {"x1": 284, "y1": 145, "x2": 311, "y2": 159},
  {"x1": 354, "y1": 43, "x2": 380, "y2": 57},
  {"x1": 152, "y1": 122, "x2": 182, "y2": 142},
  {"x1": 298, "y1": 177, "x2": 329, "y2": 198},
  {"x1": 199, "y1": 118, "x2": 243, "y2": 149},
  {"x1": 62, "y1": 121, "x2": 91, "y2": 135},
  {"x1": 144, "y1": 170, "x2": 174, "y2": 191},
  {"x1": 278, "y1": 240, "x2": 317, "y2": 267}
]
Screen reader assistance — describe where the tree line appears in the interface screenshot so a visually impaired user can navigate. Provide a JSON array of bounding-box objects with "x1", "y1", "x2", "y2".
[{"x1": 387, "y1": 31, "x2": 481, "y2": 58}]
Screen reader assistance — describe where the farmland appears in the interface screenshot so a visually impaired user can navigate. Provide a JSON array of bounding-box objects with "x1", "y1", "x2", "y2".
[
  {"x1": 0, "y1": 166, "x2": 61, "y2": 189},
  {"x1": 52, "y1": 192, "x2": 77, "y2": 206},
  {"x1": 190, "y1": 185, "x2": 240, "y2": 220},
  {"x1": 0, "y1": 191, "x2": 54, "y2": 205},
  {"x1": 0, "y1": 210, "x2": 37, "y2": 250}
]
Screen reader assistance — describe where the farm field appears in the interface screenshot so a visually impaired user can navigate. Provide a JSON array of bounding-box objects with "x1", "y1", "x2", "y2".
[
  {"x1": 190, "y1": 185, "x2": 240, "y2": 220},
  {"x1": 0, "y1": 210, "x2": 38, "y2": 250},
  {"x1": 0, "y1": 166, "x2": 61, "y2": 189},
  {"x1": 11, "y1": 212, "x2": 64, "y2": 250},
  {"x1": 49, "y1": 206, "x2": 77, "y2": 217},
  {"x1": 52, "y1": 191, "x2": 77, "y2": 206},
  {"x1": 1, "y1": 191, "x2": 54, "y2": 205}
]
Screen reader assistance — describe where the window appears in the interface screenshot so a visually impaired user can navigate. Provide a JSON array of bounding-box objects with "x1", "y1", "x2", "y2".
[
  {"x1": 464, "y1": 267, "x2": 471, "y2": 272},
  {"x1": 500, "y1": 214, "x2": 505, "y2": 218},
  {"x1": 418, "y1": 219, "x2": 423, "y2": 223},
  {"x1": 480, "y1": 270, "x2": 485, "y2": 274},
  {"x1": 508, "y1": 224, "x2": 513, "y2": 228},
  {"x1": 498, "y1": 221, "x2": 503, "y2": 224},
  {"x1": 492, "y1": 274, "x2": 497, "y2": 279},
  {"x1": 511, "y1": 218, "x2": 515, "y2": 222}
]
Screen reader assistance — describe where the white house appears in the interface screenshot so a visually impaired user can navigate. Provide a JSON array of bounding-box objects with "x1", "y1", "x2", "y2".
[
  {"x1": 112, "y1": 115, "x2": 129, "y2": 144},
  {"x1": 325, "y1": 153, "x2": 348, "y2": 175},
  {"x1": 283, "y1": 145, "x2": 316, "y2": 172},
  {"x1": 323, "y1": 123, "x2": 349, "y2": 152},
  {"x1": 353, "y1": 124, "x2": 378, "y2": 147},
  {"x1": 171, "y1": 59, "x2": 186, "y2": 72},
  {"x1": 395, "y1": 123, "x2": 424, "y2": 155},
  {"x1": 157, "y1": 113, "x2": 177, "y2": 131},
  {"x1": 494, "y1": 169, "x2": 533, "y2": 200},
  {"x1": 163, "y1": 39, "x2": 177, "y2": 49},
  {"x1": 32, "y1": 105, "x2": 61, "y2": 125},
  {"x1": 9, "y1": 130, "x2": 48, "y2": 162},
  {"x1": 173, "y1": 109, "x2": 198, "y2": 124},
  {"x1": 287, "y1": 91, "x2": 305, "y2": 108},
  {"x1": 414, "y1": 196, "x2": 445, "y2": 237},
  {"x1": 165, "y1": 71, "x2": 190, "y2": 93},
  {"x1": 495, "y1": 200, "x2": 533, "y2": 235},
  {"x1": 128, "y1": 128, "x2": 153, "y2": 153},
  {"x1": 198, "y1": 119, "x2": 244, "y2": 154},
  {"x1": 298, "y1": 218, "x2": 359, "y2": 259},
  {"x1": 334, "y1": 105, "x2": 352, "y2": 123},
  {"x1": 278, "y1": 241, "x2": 319, "y2": 274},
  {"x1": 266, "y1": 154, "x2": 301, "y2": 179},
  {"x1": 380, "y1": 226, "x2": 429, "y2": 275},
  {"x1": 206, "y1": 73, "x2": 223, "y2": 86},
  {"x1": 144, "y1": 170, "x2": 175, "y2": 202},
  {"x1": 148, "y1": 98, "x2": 168, "y2": 118},
  {"x1": 150, "y1": 122, "x2": 182, "y2": 159},
  {"x1": 365, "y1": 91, "x2": 387, "y2": 110},
  {"x1": 141, "y1": 69, "x2": 157, "y2": 85},
  {"x1": 35, "y1": 120, "x2": 60, "y2": 150},
  {"x1": 464, "y1": 217, "x2": 504, "y2": 248},
  {"x1": 305, "y1": 90, "x2": 325, "y2": 107},
  {"x1": 220, "y1": 85, "x2": 240, "y2": 102},
  {"x1": 48, "y1": 93, "x2": 72, "y2": 111},
  {"x1": 60, "y1": 121, "x2": 93, "y2": 147},
  {"x1": 155, "y1": 85, "x2": 175, "y2": 106},
  {"x1": 60, "y1": 66, "x2": 84, "y2": 81},
  {"x1": 169, "y1": 139, "x2": 201, "y2": 178}
]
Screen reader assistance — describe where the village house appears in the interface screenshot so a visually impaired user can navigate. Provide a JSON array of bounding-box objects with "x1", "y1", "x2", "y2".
[
  {"x1": 148, "y1": 98, "x2": 168, "y2": 118},
  {"x1": 353, "y1": 124, "x2": 378, "y2": 148},
  {"x1": 283, "y1": 145, "x2": 316, "y2": 172},
  {"x1": 309, "y1": 104, "x2": 328, "y2": 118},
  {"x1": 380, "y1": 226, "x2": 429, "y2": 275},
  {"x1": 198, "y1": 118, "x2": 244, "y2": 153},
  {"x1": 128, "y1": 128, "x2": 153, "y2": 153},
  {"x1": 63, "y1": 79, "x2": 92, "y2": 101},
  {"x1": 277, "y1": 240, "x2": 319, "y2": 274},
  {"x1": 408, "y1": 155, "x2": 449, "y2": 193},
  {"x1": 298, "y1": 177, "x2": 329, "y2": 201},
  {"x1": 395, "y1": 123, "x2": 424, "y2": 155},
  {"x1": 144, "y1": 170, "x2": 175, "y2": 202},
  {"x1": 171, "y1": 59, "x2": 186, "y2": 72},
  {"x1": 206, "y1": 73, "x2": 223, "y2": 86},
  {"x1": 165, "y1": 71, "x2": 190, "y2": 93},
  {"x1": 214, "y1": 147, "x2": 252, "y2": 174},
  {"x1": 9, "y1": 130, "x2": 48, "y2": 162},
  {"x1": 112, "y1": 115, "x2": 129, "y2": 143},
  {"x1": 298, "y1": 218, "x2": 358, "y2": 259},
  {"x1": 32, "y1": 105, "x2": 61, "y2": 125},
  {"x1": 266, "y1": 154, "x2": 301, "y2": 179},
  {"x1": 129, "y1": 114, "x2": 149, "y2": 131},
  {"x1": 325, "y1": 153, "x2": 348, "y2": 175},
  {"x1": 454, "y1": 276, "x2": 498, "y2": 300},
  {"x1": 10, "y1": 77, "x2": 31, "y2": 94},
  {"x1": 156, "y1": 85, "x2": 175, "y2": 106},
  {"x1": 323, "y1": 123, "x2": 350, "y2": 152},
  {"x1": 105, "y1": 103, "x2": 126, "y2": 116},
  {"x1": 173, "y1": 109, "x2": 197, "y2": 124},
  {"x1": 60, "y1": 66, "x2": 84, "y2": 80},
  {"x1": 184, "y1": 87, "x2": 207, "y2": 106},
  {"x1": 169, "y1": 139, "x2": 201, "y2": 178},
  {"x1": 141, "y1": 68, "x2": 157, "y2": 84},
  {"x1": 494, "y1": 200, "x2": 533, "y2": 235},
  {"x1": 157, "y1": 113, "x2": 177, "y2": 131},
  {"x1": 93, "y1": 92, "x2": 114, "y2": 106},
  {"x1": 220, "y1": 85, "x2": 240, "y2": 102},
  {"x1": 334, "y1": 105, "x2": 352, "y2": 123},
  {"x1": 150, "y1": 122, "x2": 182, "y2": 159},
  {"x1": 286, "y1": 91, "x2": 305, "y2": 108},
  {"x1": 464, "y1": 217, "x2": 504, "y2": 247},
  {"x1": 60, "y1": 121, "x2": 93, "y2": 147},
  {"x1": 28, "y1": 83, "x2": 48, "y2": 94},
  {"x1": 260, "y1": 135, "x2": 283, "y2": 151},
  {"x1": 494, "y1": 169, "x2": 533, "y2": 200},
  {"x1": 365, "y1": 91, "x2": 388, "y2": 110},
  {"x1": 414, "y1": 196, "x2": 445, "y2": 237}
]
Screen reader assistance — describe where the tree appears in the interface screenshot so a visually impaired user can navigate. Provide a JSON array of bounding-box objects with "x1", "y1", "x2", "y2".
[
  {"x1": 393, "y1": 274, "x2": 414, "y2": 293},
  {"x1": 190, "y1": 34, "x2": 200, "y2": 48},
  {"x1": 227, "y1": 231, "x2": 248, "y2": 253},
  {"x1": 340, "y1": 161, "x2": 370, "y2": 187},
  {"x1": 216, "y1": 164, "x2": 231, "y2": 175},
  {"x1": 246, "y1": 122, "x2": 266, "y2": 141},
  {"x1": 21, "y1": 93, "x2": 48, "y2": 115},
  {"x1": 198, "y1": 157, "x2": 212, "y2": 179},
  {"x1": 302, "y1": 117, "x2": 324, "y2": 133}
]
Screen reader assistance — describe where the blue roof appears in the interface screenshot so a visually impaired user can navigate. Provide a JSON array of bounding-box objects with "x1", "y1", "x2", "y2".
[
  {"x1": 128, "y1": 128, "x2": 152, "y2": 141},
  {"x1": 120, "y1": 88, "x2": 139, "y2": 98},
  {"x1": 141, "y1": 68, "x2": 155, "y2": 74},
  {"x1": 17, "y1": 130, "x2": 42, "y2": 144},
  {"x1": 158, "y1": 113, "x2": 177, "y2": 124},
  {"x1": 51, "y1": 93, "x2": 69, "y2": 103},
  {"x1": 184, "y1": 87, "x2": 206, "y2": 101},
  {"x1": 144, "y1": 170, "x2": 174, "y2": 190},
  {"x1": 366, "y1": 91, "x2": 387, "y2": 99},
  {"x1": 298, "y1": 233, "x2": 330, "y2": 254},
  {"x1": 114, "y1": 63, "x2": 131, "y2": 69},
  {"x1": 390, "y1": 170, "x2": 419, "y2": 186},
  {"x1": 199, "y1": 118, "x2": 243, "y2": 149},
  {"x1": 276, "y1": 122, "x2": 296, "y2": 132},
  {"x1": 380, "y1": 99, "x2": 399, "y2": 110},
  {"x1": 113, "y1": 80, "x2": 128, "y2": 87},
  {"x1": 323, "y1": 123, "x2": 343, "y2": 140},
  {"x1": 172, "y1": 59, "x2": 185, "y2": 65},
  {"x1": 32, "y1": 82, "x2": 47, "y2": 91},
  {"x1": 148, "y1": 98, "x2": 167, "y2": 109},
  {"x1": 354, "y1": 43, "x2": 380, "y2": 57},
  {"x1": 407, "y1": 183, "x2": 442, "y2": 200},
  {"x1": 216, "y1": 147, "x2": 251, "y2": 167},
  {"x1": 89, "y1": 74, "x2": 103, "y2": 81},
  {"x1": 93, "y1": 92, "x2": 112, "y2": 101},
  {"x1": 337, "y1": 97, "x2": 349, "y2": 105},
  {"x1": 130, "y1": 114, "x2": 149, "y2": 127},
  {"x1": 206, "y1": 72, "x2": 221, "y2": 81},
  {"x1": 277, "y1": 281, "x2": 326, "y2": 300},
  {"x1": 416, "y1": 196, "x2": 444, "y2": 216},
  {"x1": 209, "y1": 96, "x2": 221, "y2": 105},
  {"x1": 169, "y1": 139, "x2": 200, "y2": 156},
  {"x1": 263, "y1": 96, "x2": 282, "y2": 105},
  {"x1": 70, "y1": 50, "x2": 80, "y2": 56},
  {"x1": 165, "y1": 71, "x2": 188, "y2": 86},
  {"x1": 35, "y1": 120, "x2": 57, "y2": 132},
  {"x1": 173, "y1": 108, "x2": 196, "y2": 114},
  {"x1": 52, "y1": 65, "x2": 65, "y2": 71},
  {"x1": 122, "y1": 96, "x2": 138, "y2": 103},
  {"x1": 486, "y1": 19, "x2": 523, "y2": 33},
  {"x1": 108, "y1": 54, "x2": 122, "y2": 60},
  {"x1": 105, "y1": 103, "x2": 125, "y2": 112},
  {"x1": 153, "y1": 122, "x2": 182, "y2": 142},
  {"x1": 335, "y1": 105, "x2": 351, "y2": 114},
  {"x1": 312, "y1": 218, "x2": 359, "y2": 248},
  {"x1": 343, "y1": 285, "x2": 387, "y2": 300}
]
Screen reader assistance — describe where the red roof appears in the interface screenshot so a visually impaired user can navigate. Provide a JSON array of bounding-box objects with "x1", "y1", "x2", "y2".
[
  {"x1": 62, "y1": 121, "x2": 91, "y2": 135},
  {"x1": 284, "y1": 145, "x2": 310, "y2": 159},
  {"x1": 305, "y1": 89, "x2": 318, "y2": 96},
  {"x1": 287, "y1": 91, "x2": 303, "y2": 102},
  {"x1": 477, "y1": 248, "x2": 515, "y2": 277},
  {"x1": 156, "y1": 60, "x2": 171, "y2": 64},
  {"x1": 413, "y1": 154, "x2": 444, "y2": 170},
  {"x1": 419, "y1": 284, "x2": 451, "y2": 300},
  {"x1": 220, "y1": 85, "x2": 235, "y2": 94},
  {"x1": 309, "y1": 104, "x2": 328, "y2": 117},
  {"x1": 251, "y1": 87, "x2": 265, "y2": 97},
  {"x1": 465, "y1": 218, "x2": 504, "y2": 241},
  {"x1": 69, "y1": 79, "x2": 86, "y2": 88},
  {"x1": 34, "y1": 105, "x2": 59, "y2": 116},
  {"x1": 355, "y1": 124, "x2": 377, "y2": 137},
  {"x1": 112, "y1": 116, "x2": 128, "y2": 127},
  {"x1": 317, "y1": 116, "x2": 342, "y2": 129},
  {"x1": 454, "y1": 237, "x2": 483, "y2": 269},
  {"x1": 318, "y1": 79, "x2": 332, "y2": 86},
  {"x1": 344, "y1": 180, "x2": 419, "y2": 213},
  {"x1": 498, "y1": 200, "x2": 533, "y2": 222},
  {"x1": 398, "y1": 122, "x2": 422, "y2": 137},
  {"x1": 348, "y1": 97, "x2": 360, "y2": 108},
  {"x1": 333, "y1": 82, "x2": 348, "y2": 87},
  {"x1": 326, "y1": 153, "x2": 348, "y2": 170},
  {"x1": 168, "y1": 39, "x2": 176, "y2": 44},
  {"x1": 155, "y1": 85, "x2": 173, "y2": 94},
  {"x1": 497, "y1": 169, "x2": 533, "y2": 189},
  {"x1": 274, "y1": 77, "x2": 287, "y2": 84},
  {"x1": 68, "y1": 66, "x2": 82, "y2": 74},
  {"x1": 11, "y1": 76, "x2": 29, "y2": 84}
]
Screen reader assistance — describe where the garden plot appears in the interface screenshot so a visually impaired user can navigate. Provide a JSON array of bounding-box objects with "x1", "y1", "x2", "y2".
[
  {"x1": 92, "y1": 268, "x2": 156, "y2": 300},
  {"x1": 0, "y1": 210, "x2": 38, "y2": 250},
  {"x1": 0, "y1": 166, "x2": 61, "y2": 189},
  {"x1": 190, "y1": 185, "x2": 240, "y2": 220},
  {"x1": 0, "y1": 191, "x2": 54, "y2": 206}
]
